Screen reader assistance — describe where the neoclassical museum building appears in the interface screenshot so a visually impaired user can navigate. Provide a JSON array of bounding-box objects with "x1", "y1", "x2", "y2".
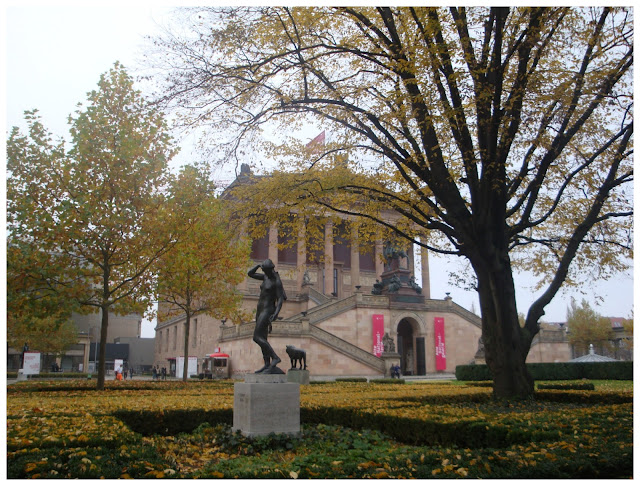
[{"x1": 153, "y1": 165, "x2": 570, "y2": 379}]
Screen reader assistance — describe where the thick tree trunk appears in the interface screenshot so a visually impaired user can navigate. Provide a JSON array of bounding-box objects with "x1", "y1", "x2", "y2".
[
  {"x1": 97, "y1": 305, "x2": 109, "y2": 390},
  {"x1": 183, "y1": 313, "x2": 191, "y2": 382},
  {"x1": 472, "y1": 252, "x2": 535, "y2": 399}
]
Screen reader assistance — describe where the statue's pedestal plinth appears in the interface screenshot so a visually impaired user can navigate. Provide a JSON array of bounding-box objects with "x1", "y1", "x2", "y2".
[
  {"x1": 233, "y1": 374, "x2": 301, "y2": 437},
  {"x1": 381, "y1": 352, "x2": 401, "y2": 378},
  {"x1": 287, "y1": 369, "x2": 310, "y2": 385}
]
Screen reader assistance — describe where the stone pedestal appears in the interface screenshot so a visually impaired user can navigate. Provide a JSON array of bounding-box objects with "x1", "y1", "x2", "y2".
[
  {"x1": 287, "y1": 369, "x2": 310, "y2": 385},
  {"x1": 381, "y1": 352, "x2": 401, "y2": 378},
  {"x1": 233, "y1": 374, "x2": 301, "y2": 437}
]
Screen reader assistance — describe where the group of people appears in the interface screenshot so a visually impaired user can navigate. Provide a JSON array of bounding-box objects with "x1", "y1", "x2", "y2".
[
  {"x1": 115, "y1": 366, "x2": 134, "y2": 380},
  {"x1": 390, "y1": 364, "x2": 401, "y2": 379},
  {"x1": 152, "y1": 366, "x2": 167, "y2": 380}
]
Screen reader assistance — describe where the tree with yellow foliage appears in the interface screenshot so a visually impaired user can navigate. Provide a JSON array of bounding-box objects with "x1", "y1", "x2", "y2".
[
  {"x1": 154, "y1": 165, "x2": 251, "y2": 381},
  {"x1": 150, "y1": 7, "x2": 633, "y2": 398},
  {"x1": 7, "y1": 64, "x2": 179, "y2": 390}
]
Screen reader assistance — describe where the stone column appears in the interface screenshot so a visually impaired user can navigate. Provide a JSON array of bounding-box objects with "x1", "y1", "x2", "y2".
[
  {"x1": 324, "y1": 222, "x2": 333, "y2": 295},
  {"x1": 375, "y1": 241, "x2": 384, "y2": 278},
  {"x1": 268, "y1": 223, "x2": 278, "y2": 266},
  {"x1": 350, "y1": 224, "x2": 360, "y2": 290},
  {"x1": 420, "y1": 247, "x2": 431, "y2": 299},
  {"x1": 296, "y1": 222, "x2": 306, "y2": 292}
]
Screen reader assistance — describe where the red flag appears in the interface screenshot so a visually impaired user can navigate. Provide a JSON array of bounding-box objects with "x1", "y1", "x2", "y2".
[{"x1": 306, "y1": 130, "x2": 325, "y2": 149}]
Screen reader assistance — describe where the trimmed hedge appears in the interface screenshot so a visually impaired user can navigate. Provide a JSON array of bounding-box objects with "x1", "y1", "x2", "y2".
[
  {"x1": 537, "y1": 383, "x2": 595, "y2": 391},
  {"x1": 113, "y1": 408, "x2": 233, "y2": 436},
  {"x1": 7, "y1": 372, "x2": 91, "y2": 380},
  {"x1": 456, "y1": 361, "x2": 633, "y2": 381}
]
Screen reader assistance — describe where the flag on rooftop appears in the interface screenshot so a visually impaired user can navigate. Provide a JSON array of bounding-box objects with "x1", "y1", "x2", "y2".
[{"x1": 306, "y1": 130, "x2": 325, "y2": 149}]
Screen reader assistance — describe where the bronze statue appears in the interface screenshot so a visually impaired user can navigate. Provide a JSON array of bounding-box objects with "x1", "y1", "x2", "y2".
[
  {"x1": 286, "y1": 345, "x2": 307, "y2": 370},
  {"x1": 248, "y1": 259, "x2": 286, "y2": 374}
]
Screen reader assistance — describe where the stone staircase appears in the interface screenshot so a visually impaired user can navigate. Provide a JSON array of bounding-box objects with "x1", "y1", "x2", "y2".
[{"x1": 220, "y1": 290, "x2": 481, "y2": 374}]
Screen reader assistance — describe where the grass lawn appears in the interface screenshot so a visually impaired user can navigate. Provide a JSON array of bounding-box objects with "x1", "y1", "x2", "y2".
[{"x1": 6, "y1": 379, "x2": 633, "y2": 478}]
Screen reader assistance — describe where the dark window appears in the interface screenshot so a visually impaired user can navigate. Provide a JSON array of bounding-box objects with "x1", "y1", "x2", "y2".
[
  {"x1": 359, "y1": 243, "x2": 376, "y2": 271},
  {"x1": 250, "y1": 230, "x2": 269, "y2": 261},
  {"x1": 278, "y1": 221, "x2": 298, "y2": 264},
  {"x1": 306, "y1": 221, "x2": 325, "y2": 264}
]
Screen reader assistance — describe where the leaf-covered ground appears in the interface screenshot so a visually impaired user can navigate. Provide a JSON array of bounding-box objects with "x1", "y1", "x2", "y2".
[{"x1": 6, "y1": 379, "x2": 633, "y2": 478}]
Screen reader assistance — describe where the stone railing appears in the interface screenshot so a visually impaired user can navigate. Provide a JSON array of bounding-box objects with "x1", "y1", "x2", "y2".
[
  {"x1": 309, "y1": 324, "x2": 385, "y2": 372},
  {"x1": 423, "y1": 299, "x2": 482, "y2": 328},
  {"x1": 308, "y1": 287, "x2": 331, "y2": 305},
  {"x1": 219, "y1": 319, "x2": 385, "y2": 373}
]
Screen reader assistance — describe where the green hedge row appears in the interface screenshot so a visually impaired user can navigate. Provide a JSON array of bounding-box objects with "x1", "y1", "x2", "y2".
[
  {"x1": 370, "y1": 378, "x2": 405, "y2": 384},
  {"x1": 537, "y1": 383, "x2": 595, "y2": 391},
  {"x1": 113, "y1": 409, "x2": 234, "y2": 436},
  {"x1": 456, "y1": 361, "x2": 633, "y2": 381},
  {"x1": 5, "y1": 372, "x2": 91, "y2": 380}
]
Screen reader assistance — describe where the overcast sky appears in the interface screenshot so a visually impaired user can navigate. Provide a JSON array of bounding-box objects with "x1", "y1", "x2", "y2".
[{"x1": 3, "y1": 4, "x2": 635, "y2": 338}]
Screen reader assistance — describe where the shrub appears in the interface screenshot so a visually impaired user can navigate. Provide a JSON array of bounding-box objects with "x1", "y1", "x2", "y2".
[
  {"x1": 537, "y1": 383, "x2": 595, "y2": 391},
  {"x1": 370, "y1": 378, "x2": 405, "y2": 384},
  {"x1": 456, "y1": 361, "x2": 633, "y2": 381},
  {"x1": 113, "y1": 409, "x2": 233, "y2": 436},
  {"x1": 335, "y1": 377, "x2": 368, "y2": 382}
]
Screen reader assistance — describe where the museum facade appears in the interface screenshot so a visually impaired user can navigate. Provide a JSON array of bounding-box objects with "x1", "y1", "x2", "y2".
[{"x1": 153, "y1": 165, "x2": 569, "y2": 378}]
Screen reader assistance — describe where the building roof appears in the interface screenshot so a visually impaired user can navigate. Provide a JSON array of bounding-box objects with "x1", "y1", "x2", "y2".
[{"x1": 569, "y1": 344, "x2": 618, "y2": 362}]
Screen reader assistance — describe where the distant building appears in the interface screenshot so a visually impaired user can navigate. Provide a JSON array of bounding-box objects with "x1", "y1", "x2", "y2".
[{"x1": 7, "y1": 310, "x2": 149, "y2": 374}]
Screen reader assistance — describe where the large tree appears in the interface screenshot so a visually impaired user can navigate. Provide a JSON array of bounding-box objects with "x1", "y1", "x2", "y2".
[
  {"x1": 7, "y1": 63, "x2": 179, "y2": 390},
  {"x1": 566, "y1": 298, "x2": 614, "y2": 357},
  {"x1": 155, "y1": 165, "x2": 250, "y2": 381},
  {"x1": 150, "y1": 7, "x2": 633, "y2": 398}
]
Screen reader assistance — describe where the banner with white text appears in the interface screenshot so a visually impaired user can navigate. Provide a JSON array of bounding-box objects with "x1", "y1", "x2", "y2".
[
  {"x1": 372, "y1": 314, "x2": 385, "y2": 357},
  {"x1": 434, "y1": 317, "x2": 446, "y2": 370}
]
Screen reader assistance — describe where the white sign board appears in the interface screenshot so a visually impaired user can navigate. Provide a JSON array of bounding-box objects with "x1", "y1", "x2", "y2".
[
  {"x1": 114, "y1": 359, "x2": 124, "y2": 373},
  {"x1": 23, "y1": 352, "x2": 41, "y2": 375},
  {"x1": 176, "y1": 356, "x2": 198, "y2": 377}
]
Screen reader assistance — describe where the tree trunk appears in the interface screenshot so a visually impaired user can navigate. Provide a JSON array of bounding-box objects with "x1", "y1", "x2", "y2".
[
  {"x1": 472, "y1": 250, "x2": 535, "y2": 399},
  {"x1": 183, "y1": 312, "x2": 191, "y2": 382},
  {"x1": 97, "y1": 305, "x2": 109, "y2": 390}
]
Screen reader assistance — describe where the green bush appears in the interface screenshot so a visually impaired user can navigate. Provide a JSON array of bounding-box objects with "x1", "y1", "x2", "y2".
[
  {"x1": 455, "y1": 365, "x2": 492, "y2": 381},
  {"x1": 456, "y1": 361, "x2": 633, "y2": 381},
  {"x1": 370, "y1": 378, "x2": 405, "y2": 384},
  {"x1": 537, "y1": 383, "x2": 595, "y2": 391},
  {"x1": 29, "y1": 372, "x2": 90, "y2": 379},
  {"x1": 113, "y1": 408, "x2": 233, "y2": 436},
  {"x1": 335, "y1": 377, "x2": 368, "y2": 382}
]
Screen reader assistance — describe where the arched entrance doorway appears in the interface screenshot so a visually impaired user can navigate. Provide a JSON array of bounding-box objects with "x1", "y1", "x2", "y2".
[{"x1": 397, "y1": 319, "x2": 426, "y2": 376}]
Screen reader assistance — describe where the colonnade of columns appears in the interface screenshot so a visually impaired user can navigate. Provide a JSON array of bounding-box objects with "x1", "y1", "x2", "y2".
[{"x1": 243, "y1": 220, "x2": 430, "y2": 298}]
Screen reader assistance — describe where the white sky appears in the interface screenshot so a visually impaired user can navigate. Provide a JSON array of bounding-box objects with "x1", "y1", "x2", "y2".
[{"x1": 3, "y1": 4, "x2": 635, "y2": 338}]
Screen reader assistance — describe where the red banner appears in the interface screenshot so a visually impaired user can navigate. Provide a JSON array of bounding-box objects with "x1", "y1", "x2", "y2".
[
  {"x1": 372, "y1": 314, "x2": 384, "y2": 357},
  {"x1": 434, "y1": 317, "x2": 446, "y2": 370}
]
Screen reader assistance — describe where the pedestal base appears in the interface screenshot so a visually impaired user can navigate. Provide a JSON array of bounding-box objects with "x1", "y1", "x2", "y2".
[
  {"x1": 287, "y1": 369, "x2": 310, "y2": 385},
  {"x1": 381, "y1": 352, "x2": 401, "y2": 378},
  {"x1": 233, "y1": 377, "x2": 301, "y2": 437}
]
